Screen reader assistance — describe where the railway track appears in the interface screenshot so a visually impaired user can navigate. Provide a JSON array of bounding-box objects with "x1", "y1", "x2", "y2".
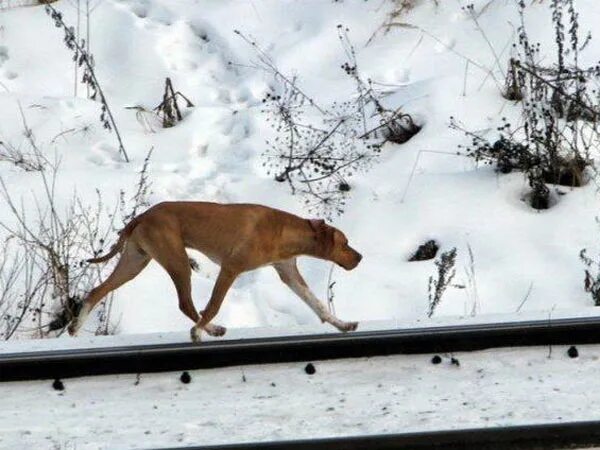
[
  {"x1": 157, "y1": 421, "x2": 600, "y2": 450},
  {"x1": 4, "y1": 316, "x2": 600, "y2": 449},
  {"x1": 3, "y1": 315, "x2": 600, "y2": 382}
]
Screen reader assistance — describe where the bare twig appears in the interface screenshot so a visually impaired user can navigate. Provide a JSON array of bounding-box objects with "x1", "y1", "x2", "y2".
[
  {"x1": 428, "y1": 248, "x2": 457, "y2": 318},
  {"x1": 45, "y1": 4, "x2": 129, "y2": 162},
  {"x1": 516, "y1": 282, "x2": 534, "y2": 312}
]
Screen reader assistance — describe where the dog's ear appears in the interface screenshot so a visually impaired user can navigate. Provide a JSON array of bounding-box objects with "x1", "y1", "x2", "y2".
[
  {"x1": 308, "y1": 219, "x2": 334, "y2": 252},
  {"x1": 308, "y1": 219, "x2": 326, "y2": 232}
]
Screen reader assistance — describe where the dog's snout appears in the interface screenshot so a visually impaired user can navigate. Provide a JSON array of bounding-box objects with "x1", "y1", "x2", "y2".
[{"x1": 340, "y1": 248, "x2": 362, "y2": 270}]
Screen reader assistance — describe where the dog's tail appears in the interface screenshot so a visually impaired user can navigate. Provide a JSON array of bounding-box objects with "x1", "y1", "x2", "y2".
[{"x1": 87, "y1": 218, "x2": 140, "y2": 264}]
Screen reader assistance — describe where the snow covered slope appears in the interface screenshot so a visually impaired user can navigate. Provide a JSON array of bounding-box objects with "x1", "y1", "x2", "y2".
[{"x1": 1, "y1": 0, "x2": 600, "y2": 338}]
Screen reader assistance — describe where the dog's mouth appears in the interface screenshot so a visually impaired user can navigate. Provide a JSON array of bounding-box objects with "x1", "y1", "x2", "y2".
[
  {"x1": 338, "y1": 251, "x2": 362, "y2": 271},
  {"x1": 344, "y1": 260, "x2": 360, "y2": 270}
]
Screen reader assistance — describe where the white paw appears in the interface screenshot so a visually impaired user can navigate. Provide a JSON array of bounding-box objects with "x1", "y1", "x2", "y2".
[
  {"x1": 340, "y1": 321, "x2": 359, "y2": 332},
  {"x1": 205, "y1": 324, "x2": 227, "y2": 337},
  {"x1": 190, "y1": 326, "x2": 201, "y2": 343}
]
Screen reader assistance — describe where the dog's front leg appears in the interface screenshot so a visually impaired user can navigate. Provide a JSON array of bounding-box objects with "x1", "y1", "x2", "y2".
[
  {"x1": 273, "y1": 259, "x2": 359, "y2": 332},
  {"x1": 198, "y1": 313, "x2": 227, "y2": 338},
  {"x1": 190, "y1": 268, "x2": 238, "y2": 343}
]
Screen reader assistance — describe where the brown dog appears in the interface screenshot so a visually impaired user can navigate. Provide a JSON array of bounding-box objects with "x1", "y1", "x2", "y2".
[{"x1": 68, "y1": 201, "x2": 362, "y2": 341}]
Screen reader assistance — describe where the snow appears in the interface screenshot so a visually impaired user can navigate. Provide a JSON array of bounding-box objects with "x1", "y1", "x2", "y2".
[
  {"x1": 2, "y1": 310, "x2": 600, "y2": 448},
  {"x1": 2, "y1": 0, "x2": 600, "y2": 446},
  {"x1": 0, "y1": 307, "x2": 598, "y2": 354},
  {"x1": 1, "y1": 0, "x2": 599, "y2": 338},
  {"x1": 1, "y1": 340, "x2": 599, "y2": 449}
]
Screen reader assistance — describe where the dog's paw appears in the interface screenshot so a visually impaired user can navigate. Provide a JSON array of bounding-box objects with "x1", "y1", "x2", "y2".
[
  {"x1": 190, "y1": 326, "x2": 201, "y2": 343},
  {"x1": 67, "y1": 322, "x2": 78, "y2": 336},
  {"x1": 205, "y1": 324, "x2": 227, "y2": 337},
  {"x1": 340, "y1": 321, "x2": 359, "y2": 332}
]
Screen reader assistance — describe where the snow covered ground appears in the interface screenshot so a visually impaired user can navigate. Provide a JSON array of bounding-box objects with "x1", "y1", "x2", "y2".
[
  {"x1": 1, "y1": 310, "x2": 599, "y2": 449},
  {"x1": 1, "y1": 0, "x2": 600, "y2": 338},
  {"x1": 3, "y1": 1, "x2": 600, "y2": 448},
  {"x1": 1, "y1": 337, "x2": 598, "y2": 449},
  {"x1": 0, "y1": 306, "x2": 597, "y2": 354}
]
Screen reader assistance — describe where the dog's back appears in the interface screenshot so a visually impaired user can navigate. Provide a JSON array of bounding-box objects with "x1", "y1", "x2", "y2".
[{"x1": 137, "y1": 201, "x2": 303, "y2": 267}]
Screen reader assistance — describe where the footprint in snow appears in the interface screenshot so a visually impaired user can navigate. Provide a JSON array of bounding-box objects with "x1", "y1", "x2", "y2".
[
  {"x1": 188, "y1": 21, "x2": 211, "y2": 44},
  {"x1": 228, "y1": 119, "x2": 251, "y2": 145},
  {"x1": 0, "y1": 45, "x2": 17, "y2": 79},
  {"x1": 217, "y1": 111, "x2": 252, "y2": 147},
  {"x1": 113, "y1": 0, "x2": 148, "y2": 18},
  {"x1": 217, "y1": 89, "x2": 232, "y2": 104},
  {"x1": 115, "y1": 0, "x2": 173, "y2": 25},
  {"x1": 130, "y1": 2, "x2": 149, "y2": 19},
  {"x1": 87, "y1": 143, "x2": 124, "y2": 167},
  {"x1": 0, "y1": 46, "x2": 8, "y2": 66},
  {"x1": 233, "y1": 86, "x2": 253, "y2": 104},
  {"x1": 434, "y1": 36, "x2": 456, "y2": 53}
]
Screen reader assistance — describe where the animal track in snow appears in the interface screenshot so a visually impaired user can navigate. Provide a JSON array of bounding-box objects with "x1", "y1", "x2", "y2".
[
  {"x1": 218, "y1": 111, "x2": 252, "y2": 145},
  {"x1": 0, "y1": 46, "x2": 8, "y2": 65},
  {"x1": 0, "y1": 46, "x2": 18, "y2": 80},
  {"x1": 130, "y1": 3, "x2": 148, "y2": 19},
  {"x1": 112, "y1": 1, "x2": 257, "y2": 230},
  {"x1": 87, "y1": 142, "x2": 125, "y2": 167},
  {"x1": 156, "y1": 19, "x2": 238, "y2": 78},
  {"x1": 113, "y1": 0, "x2": 172, "y2": 25}
]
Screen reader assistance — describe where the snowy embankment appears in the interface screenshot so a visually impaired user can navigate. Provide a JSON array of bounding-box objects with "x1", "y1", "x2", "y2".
[
  {"x1": 1, "y1": 0, "x2": 600, "y2": 337},
  {"x1": 2, "y1": 0, "x2": 600, "y2": 447}
]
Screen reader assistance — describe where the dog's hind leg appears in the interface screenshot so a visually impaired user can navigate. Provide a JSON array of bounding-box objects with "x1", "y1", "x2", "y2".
[
  {"x1": 69, "y1": 243, "x2": 150, "y2": 336},
  {"x1": 135, "y1": 223, "x2": 226, "y2": 339},
  {"x1": 273, "y1": 259, "x2": 358, "y2": 332}
]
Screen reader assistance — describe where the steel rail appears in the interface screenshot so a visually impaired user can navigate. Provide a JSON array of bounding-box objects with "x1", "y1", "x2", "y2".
[
  {"x1": 3, "y1": 315, "x2": 600, "y2": 382},
  {"x1": 155, "y1": 420, "x2": 600, "y2": 450}
]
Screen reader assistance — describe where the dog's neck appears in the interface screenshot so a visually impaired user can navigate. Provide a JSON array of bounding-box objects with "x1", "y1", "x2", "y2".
[{"x1": 280, "y1": 219, "x2": 329, "y2": 261}]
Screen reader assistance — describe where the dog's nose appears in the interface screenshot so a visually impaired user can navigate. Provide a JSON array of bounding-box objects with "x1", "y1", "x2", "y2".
[{"x1": 357, "y1": 253, "x2": 363, "y2": 263}]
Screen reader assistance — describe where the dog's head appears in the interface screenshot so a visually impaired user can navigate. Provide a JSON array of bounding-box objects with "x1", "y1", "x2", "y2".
[{"x1": 308, "y1": 219, "x2": 362, "y2": 270}]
